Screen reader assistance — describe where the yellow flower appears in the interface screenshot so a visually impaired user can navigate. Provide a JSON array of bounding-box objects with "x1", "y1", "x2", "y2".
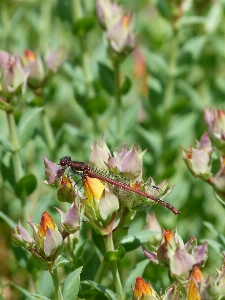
[
  {"x1": 83, "y1": 177, "x2": 105, "y2": 204},
  {"x1": 187, "y1": 267, "x2": 204, "y2": 300}
]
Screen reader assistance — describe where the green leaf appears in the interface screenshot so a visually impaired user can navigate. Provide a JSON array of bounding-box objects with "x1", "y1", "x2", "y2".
[
  {"x1": 0, "y1": 97, "x2": 13, "y2": 111},
  {"x1": 73, "y1": 17, "x2": 96, "y2": 35},
  {"x1": 82, "y1": 280, "x2": 117, "y2": 300},
  {"x1": 136, "y1": 127, "x2": 162, "y2": 155},
  {"x1": 180, "y1": 36, "x2": 207, "y2": 61},
  {"x1": 179, "y1": 16, "x2": 206, "y2": 26},
  {"x1": 167, "y1": 113, "x2": 197, "y2": 146},
  {"x1": 15, "y1": 173, "x2": 37, "y2": 198},
  {"x1": 0, "y1": 134, "x2": 13, "y2": 151},
  {"x1": 31, "y1": 293, "x2": 51, "y2": 300},
  {"x1": 98, "y1": 63, "x2": 115, "y2": 95},
  {"x1": 0, "y1": 210, "x2": 16, "y2": 227},
  {"x1": 120, "y1": 76, "x2": 132, "y2": 95},
  {"x1": 148, "y1": 76, "x2": 163, "y2": 95},
  {"x1": 31, "y1": 253, "x2": 51, "y2": 271},
  {"x1": 156, "y1": 0, "x2": 172, "y2": 21},
  {"x1": 53, "y1": 256, "x2": 70, "y2": 269},
  {"x1": 144, "y1": 50, "x2": 169, "y2": 77},
  {"x1": 104, "y1": 246, "x2": 125, "y2": 263},
  {"x1": 92, "y1": 229, "x2": 106, "y2": 256},
  {"x1": 85, "y1": 96, "x2": 107, "y2": 116},
  {"x1": 18, "y1": 107, "x2": 43, "y2": 147},
  {"x1": 63, "y1": 267, "x2": 83, "y2": 300},
  {"x1": 205, "y1": 2, "x2": 222, "y2": 32},
  {"x1": 122, "y1": 101, "x2": 140, "y2": 135},
  {"x1": 204, "y1": 221, "x2": 225, "y2": 245},
  {"x1": 81, "y1": 250, "x2": 100, "y2": 281},
  {"x1": 56, "y1": 0, "x2": 73, "y2": 26},
  {"x1": 203, "y1": 238, "x2": 222, "y2": 254},
  {"x1": 39, "y1": 271, "x2": 54, "y2": 298},
  {"x1": 8, "y1": 281, "x2": 35, "y2": 299},
  {"x1": 203, "y1": 221, "x2": 219, "y2": 236},
  {"x1": 123, "y1": 260, "x2": 150, "y2": 298},
  {"x1": 1, "y1": 155, "x2": 16, "y2": 193},
  {"x1": 119, "y1": 230, "x2": 157, "y2": 252},
  {"x1": 113, "y1": 226, "x2": 129, "y2": 243}
]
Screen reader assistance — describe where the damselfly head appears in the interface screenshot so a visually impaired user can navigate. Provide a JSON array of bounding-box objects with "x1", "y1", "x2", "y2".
[{"x1": 60, "y1": 156, "x2": 72, "y2": 167}]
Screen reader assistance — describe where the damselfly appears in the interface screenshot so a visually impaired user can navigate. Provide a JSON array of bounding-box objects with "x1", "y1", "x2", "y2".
[{"x1": 60, "y1": 156, "x2": 180, "y2": 215}]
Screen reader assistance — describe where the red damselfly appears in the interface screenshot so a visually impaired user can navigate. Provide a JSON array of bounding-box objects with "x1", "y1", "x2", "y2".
[{"x1": 60, "y1": 156, "x2": 180, "y2": 215}]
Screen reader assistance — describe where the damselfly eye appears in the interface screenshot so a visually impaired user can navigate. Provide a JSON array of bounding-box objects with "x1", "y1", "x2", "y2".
[{"x1": 60, "y1": 156, "x2": 71, "y2": 167}]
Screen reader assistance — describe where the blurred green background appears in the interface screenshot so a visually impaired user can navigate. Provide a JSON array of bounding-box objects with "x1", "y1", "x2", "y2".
[{"x1": 1, "y1": 0, "x2": 225, "y2": 299}]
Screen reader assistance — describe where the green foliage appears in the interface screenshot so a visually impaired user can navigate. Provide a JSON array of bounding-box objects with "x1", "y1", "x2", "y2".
[
  {"x1": 1, "y1": 0, "x2": 225, "y2": 299},
  {"x1": 63, "y1": 267, "x2": 83, "y2": 300}
]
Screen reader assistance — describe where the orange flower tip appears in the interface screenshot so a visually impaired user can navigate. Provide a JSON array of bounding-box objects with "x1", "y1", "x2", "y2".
[
  {"x1": 131, "y1": 181, "x2": 143, "y2": 190},
  {"x1": 24, "y1": 49, "x2": 36, "y2": 61},
  {"x1": 122, "y1": 15, "x2": 130, "y2": 27},
  {"x1": 217, "y1": 110, "x2": 225, "y2": 119},
  {"x1": 164, "y1": 229, "x2": 174, "y2": 242},
  {"x1": 187, "y1": 152, "x2": 192, "y2": 159},
  {"x1": 60, "y1": 178, "x2": 72, "y2": 188},
  {"x1": 134, "y1": 277, "x2": 153, "y2": 297},
  {"x1": 222, "y1": 156, "x2": 225, "y2": 166},
  {"x1": 39, "y1": 211, "x2": 55, "y2": 237},
  {"x1": 191, "y1": 266, "x2": 204, "y2": 282}
]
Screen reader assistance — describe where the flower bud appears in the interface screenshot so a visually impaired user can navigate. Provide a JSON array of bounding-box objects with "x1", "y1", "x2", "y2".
[
  {"x1": 211, "y1": 155, "x2": 225, "y2": 197},
  {"x1": 96, "y1": 0, "x2": 135, "y2": 57},
  {"x1": 96, "y1": 0, "x2": 123, "y2": 30},
  {"x1": 11, "y1": 221, "x2": 34, "y2": 248},
  {"x1": 42, "y1": 154, "x2": 63, "y2": 184},
  {"x1": 12, "y1": 212, "x2": 64, "y2": 270},
  {"x1": 44, "y1": 227, "x2": 63, "y2": 258},
  {"x1": 187, "y1": 266, "x2": 204, "y2": 300},
  {"x1": 142, "y1": 229, "x2": 208, "y2": 283},
  {"x1": 36, "y1": 212, "x2": 63, "y2": 259},
  {"x1": 181, "y1": 133, "x2": 213, "y2": 180},
  {"x1": 132, "y1": 277, "x2": 158, "y2": 300},
  {"x1": 106, "y1": 12, "x2": 135, "y2": 55},
  {"x1": 56, "y1": 203, "x2": 81, "y2": 234},
  {"x1": 145, "y1": 213, "x2": 162, "y2": 244},
  {"x1": 90, "y1": 141, "x2": 146, "y2": 179},
  {"x1": 21, "y1": 46, "x2": 66, "y2": 89},
  {"x1": 89, "y1": 137, "x2": 111, "y2": 169},
  {"x1": 0, "y1": 50, "x2": 28, "y2": 96},
  {"x1": 22, "y1": 49, "x2": 45, "y2": 83},
  {"x1": 204, "y1": 108, "x2": 225, "y2": 153},
  {"x1": 44, "y1": 45, "x2": 67, "y2": 73}
]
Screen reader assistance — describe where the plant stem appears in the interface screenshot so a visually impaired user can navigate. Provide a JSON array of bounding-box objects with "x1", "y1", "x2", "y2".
[
  {"x1": 42, "y1": 109, "x2": 56, "y2": 153},
  {"x1": 71, "y1": 0, "x2": 83, "y2": 21},
  {"x1": 80, "y1": 39, "x2": 95, "y2": 99},
  {"x1": 72, "y1": 0, "x2": 95, "y2": 99},
  {"x1": 163, "y1": 30, "x2": 178, "y2": 109},
  {"x1": 49, "y1": 268, "x2": 63, "y2": 300},
  {"x1": 104, "y1": 232, "x2": 124, "y2": 300},
  {"x1": 94, "y1": 259, "x2": 108, "y2": 284},
  {"x1": 6, "y1": 111, "x2": 24, "y2": 181},
  {"x1": 114, "y1": 60, "x2": 122, "y2": 144}
]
